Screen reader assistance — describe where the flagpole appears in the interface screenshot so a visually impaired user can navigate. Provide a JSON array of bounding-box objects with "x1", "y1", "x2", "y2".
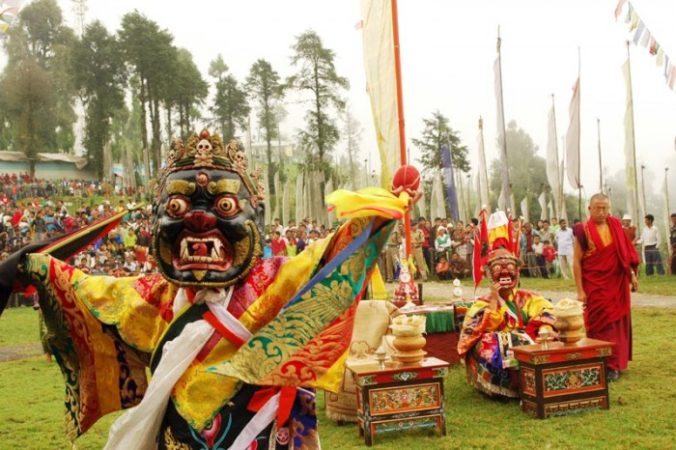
[
  {"x1": 549, "y1": 93, "x2": 561, "y2": 218},
  {"x1": 561, "y1": 136, "x2": 566, "y2": 219},
  {"x1": 666, "y1": 167, "x2": 672, "y2": 271},
  {"x1": 597, "y1": 117, "x2": 603, "y2": 193},
  {"x1": 478, "y1": 117, "x2": 490, "y2": 210},
  {"x1": 577, "y1": 47, "x2": 582, "y2": 219},
  {"x1": 391, "y1": 0, "x2": 412, "y2": 258},
  {"x1": 626, "y1": 41, "x2": 641, "y2": 231},
  {"x1": 497, "y1": 27, "x2": 513, "y2": 212}
]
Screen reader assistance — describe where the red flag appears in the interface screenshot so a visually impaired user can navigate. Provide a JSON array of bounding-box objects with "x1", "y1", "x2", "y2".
[{"x1": 473, "y1": 208, "x2": 489, "y2": 289}]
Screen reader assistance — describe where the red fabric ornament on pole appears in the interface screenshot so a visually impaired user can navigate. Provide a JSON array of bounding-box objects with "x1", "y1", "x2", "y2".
[{"x1": 391, "y1": 164, "x2": 420, "y2": 194}]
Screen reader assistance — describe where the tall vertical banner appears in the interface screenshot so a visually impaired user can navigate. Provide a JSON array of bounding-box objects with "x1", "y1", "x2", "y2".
[
  {"x1": 546, "y1": 96, "x2": 561, "y2": 216},
  {"x1": 360, "y1": 0, "x2": 401, "y2": 188},
  {"x1": 282, "y1": 180, "x2": 290, "y2": 227},
  {"x1": 294, "y1": 173, "x2": 304, "y2": 224},
  {"x1": 520, "y1": 196, "x2": 529, "y2": 223},
  {"x1": 441, "y1": 144, "x2": 460, "y2": 222},
  {"x1": 417, "y1": 188, "x2": 427, "y2": 220},
  {"x1": 538, "y1": 191, "x2": 548, "y2": 220},
  {"x1": 272, "y1": 171, "x2": 281, "y2": 222},
  {"x1": 431, "y1": 170, "x2": 445, "y2": 220},
  {"x1": 477, "y1": 118, "x2": 490, "y2": 209},
  {"x1": 495, "y1": 54, "x2": 511, "y2": 211},
  {"x1": 325, "y1": 177, "x2": 335, "y2": 225},
  {"x1": 565, "y1": 78, "x2": 582, "y2": 190},
  {"x1": 622, "y1": 59, "x2": 640, "y2": 226},
  {"x1": 264, "y1": 170, "x2": 271, "y2": 227}
]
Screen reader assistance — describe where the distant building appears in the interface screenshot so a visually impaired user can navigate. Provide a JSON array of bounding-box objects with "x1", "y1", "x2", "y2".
[{"x1": 0, "y1": 151, "x2": 96, "y2": 180}]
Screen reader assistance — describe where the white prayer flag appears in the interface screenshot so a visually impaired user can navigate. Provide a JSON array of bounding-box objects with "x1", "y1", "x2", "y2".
[
  {"x1": 622, "y1": 60, "x2": 640, "y2": 227},
  {"x1": 360, "y1": 0, "x2": 401, "y2": 188},
  {"x1": 565, "y1": 78, "x2": 582, "y2": 190},
  {"x1": 546, "y1": 97, "x2": 561, "y2": 217},
  {"x1": 538, "y1": 191, "x2": 548, "y2": 220},
  {"x1": 520, "y1": 196, "x2": 530, "y2": 223},
  {"x1": 477, "y1": 118, "x2": 490, "y2": 211}
]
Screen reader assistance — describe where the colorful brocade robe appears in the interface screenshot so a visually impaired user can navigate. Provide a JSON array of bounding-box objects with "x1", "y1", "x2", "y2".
[
  {"x1": 26, "y1": 213, "x2": 397, "y2": 449},
  {"x1": 457, "y1": 290, "x2": 555, "y2": 397}
]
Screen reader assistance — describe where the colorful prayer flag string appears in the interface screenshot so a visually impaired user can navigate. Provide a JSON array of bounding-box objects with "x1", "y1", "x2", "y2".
[{"x1": 615, "y1": 0, "x2": 676, "y2": 91}]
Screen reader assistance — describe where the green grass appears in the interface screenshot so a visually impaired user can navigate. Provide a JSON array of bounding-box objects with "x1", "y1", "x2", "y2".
[
  {"x1": 1, "y1": 308, "x2": 675, "y2": 449},
  {"x1": 0, "y1": 307, "x2": 40, "y2": 346}
]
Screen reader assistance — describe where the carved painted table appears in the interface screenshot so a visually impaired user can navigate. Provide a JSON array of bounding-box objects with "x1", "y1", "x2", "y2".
[
  {"x1": 347, "y1": 357, "x2": 449, "y2": 446},
  {"x1": 513, "y1": 338, "x2": 613, "y2": 418}
]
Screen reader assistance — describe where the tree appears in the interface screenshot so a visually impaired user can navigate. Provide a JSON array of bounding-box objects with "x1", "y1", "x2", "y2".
[
  {"x1": 118, "y1": 11, "x2": 176, "y2": 176},
  {"x1": 412, "y1": 111, "x2": 470, "y2": 174},
  {"x1": 72, "y1": 21, "x2": 127, "y2": 181},
  {"x1": 170, "y1": 48, "x2": 208, "y2": 139},
  {"x1": 287, "y1": 30, "x2": 348, "y2": 199},
  {"x1": 209, "y1": 55, "x2": 249, "y2": 142},
  {"x1": 1, "y1": 0, "x2": 77, "y2": 155},
  {"x1": 0, "y1": 60, "x2": 56, "y2": 176},
  {"x1": 246, "y1": 59, "x2": 284, "y2": 191},
  {"x1": 489, "y1": 120, "x2": 547, "y2": 218}
]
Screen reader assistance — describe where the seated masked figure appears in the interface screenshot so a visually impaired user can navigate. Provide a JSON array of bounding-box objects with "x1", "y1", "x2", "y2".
[
  {"x1": 0, "y1": 130, "x2": 412, "y2": 449},
  {"x1": 457, "y1": 212, "x2": 556, "y2": 398}
]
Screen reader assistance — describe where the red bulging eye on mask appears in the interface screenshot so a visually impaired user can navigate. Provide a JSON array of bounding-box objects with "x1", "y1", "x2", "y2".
[
  {"x1": 214, "y1": 195, "x2": 241, "y2": 218},
  {"x1": 167, "y1": 196, "x2": 190, "y2": 218}
]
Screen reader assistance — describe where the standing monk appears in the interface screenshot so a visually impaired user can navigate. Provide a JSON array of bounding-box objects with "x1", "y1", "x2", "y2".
[{"x1": 573, "y1": 193, "x2": 639, "y2": 381}]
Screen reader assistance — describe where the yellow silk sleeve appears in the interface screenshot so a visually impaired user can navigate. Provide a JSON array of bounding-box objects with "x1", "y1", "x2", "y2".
[{"x1": 523, "y1": 294, "x2": 554, "y2": 319}]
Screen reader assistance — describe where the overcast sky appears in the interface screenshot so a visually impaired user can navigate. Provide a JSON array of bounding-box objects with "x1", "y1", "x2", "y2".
[{"x1": 5, "y1": 0, "x2": 676, "y2": 199}]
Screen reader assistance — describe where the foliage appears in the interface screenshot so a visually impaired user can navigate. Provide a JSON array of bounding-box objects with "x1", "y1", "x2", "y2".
[
  {"x1": 170, "y1": 48, "x2": 208, "y2": 139},
  {"x1": 1, "y1": 306, "x2": 675, "y2": 449},
  {"x1": 72, "y1": 21, "x2": 127, "y2": 181},
  {"x1": 118, "y1": 11, "x2": 177, "y2": 176},
  {"x1": 287, "y1": 30, "x2": 348, "y2": 187},
  {"x1": 0, "y1": 0, "x2": 77, "y2": 169},
  {"x1": 246, "y1": 59, "x2": 284, "y2": 189},
  {"x1": 412, "y1": 110, "x2": 470, "y2": 174},
  {"x1": 209, "y1": 54, "x2": 250, "y2": 142},
  {"x1": 0, "y1": 59, "x2": 56, "y2": 175},
  {"x1": 489, "y1": 120, "x2": 547, "y2": 218}
]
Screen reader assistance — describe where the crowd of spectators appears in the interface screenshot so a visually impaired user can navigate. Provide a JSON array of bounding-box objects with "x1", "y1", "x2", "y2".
[
  {"x1": 381, "y1": 216, "x2": 579, "y2": 283},
  {"x1": 0, "y1": 175, "x2": 154, "y2": 278},
  {"x1": 0, "y1": 173, "x2": 145, "y2": 203},
  {"x1": 264, "y1": 217, "x2": 334, "y2": 258}
]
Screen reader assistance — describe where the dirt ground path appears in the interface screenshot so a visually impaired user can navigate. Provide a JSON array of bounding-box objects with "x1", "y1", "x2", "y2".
[
  {"x1": 393, "y1": 281, "x2": 676, "y2": 308},
  {"x1": 0, "y1": 343, "x2": 42, "y2": 362},
  {"x1": 1, "y1": 284, "x2": 672, "y2": 363}
]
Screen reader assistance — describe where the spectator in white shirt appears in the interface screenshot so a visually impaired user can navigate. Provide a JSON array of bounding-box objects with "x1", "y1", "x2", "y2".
[
  {"x1": 555, "y1": 218, "x2": 574, "y2": 279},
  {"x1": 638, "y1": 214, "x2": 664, "y2": 275}
]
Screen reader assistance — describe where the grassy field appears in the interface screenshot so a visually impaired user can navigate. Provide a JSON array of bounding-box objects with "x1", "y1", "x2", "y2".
[{"x1": 1, "y1": 307, "x2": 676, "y2": 449}]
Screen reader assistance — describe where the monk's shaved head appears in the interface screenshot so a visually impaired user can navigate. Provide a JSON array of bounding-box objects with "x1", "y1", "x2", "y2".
[{"x1": 589, "y1": 193, "x2": 610, "y2": 205}]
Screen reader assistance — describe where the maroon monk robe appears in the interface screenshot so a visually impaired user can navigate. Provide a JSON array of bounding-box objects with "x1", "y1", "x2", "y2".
[{"x1": 573, "y1": 216, "x2": 639, "y2": 371}]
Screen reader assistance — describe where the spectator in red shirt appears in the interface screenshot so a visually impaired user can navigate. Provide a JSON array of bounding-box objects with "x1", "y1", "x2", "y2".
[
  {"x1": 270, "y1": 230, "x2": 287, "y2": 256},
  {"x1": 542, "y1": 239, "x2": 557, "y2": 277}
]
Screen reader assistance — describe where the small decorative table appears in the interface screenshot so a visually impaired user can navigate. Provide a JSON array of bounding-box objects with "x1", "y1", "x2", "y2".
[
  {"x1": 348, "y1": 357, "x2": 449, "y2": 446},
  {"x1": 513, "y1": 338, "x2": 613, "y2": 418}
]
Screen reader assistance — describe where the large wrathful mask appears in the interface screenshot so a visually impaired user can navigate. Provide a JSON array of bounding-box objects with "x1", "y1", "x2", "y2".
[{"x1": 153, "y1": 130, "x2": 265, "y2": 288}]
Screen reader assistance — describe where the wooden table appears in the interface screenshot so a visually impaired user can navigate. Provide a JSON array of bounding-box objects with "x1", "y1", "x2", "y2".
[
  {"x1": 348, "y1": 357, "x2": 449, "y2": 446},
  {"x1": 513, "y1": 338, "x2": 613, "y2": 418}
]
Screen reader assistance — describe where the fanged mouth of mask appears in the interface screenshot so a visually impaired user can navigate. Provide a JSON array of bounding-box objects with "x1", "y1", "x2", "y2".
[
  {"x1": 173, "y1": 233, "x2": 233, "y2": 271},
  {"x1": 499, "y1": 276, "x2": 513, "y2": 285}
]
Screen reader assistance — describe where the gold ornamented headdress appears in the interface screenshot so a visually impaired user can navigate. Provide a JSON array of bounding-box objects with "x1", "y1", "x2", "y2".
[{"x1": 161, "y1": 129, "x2": 264, "y2": 203}]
